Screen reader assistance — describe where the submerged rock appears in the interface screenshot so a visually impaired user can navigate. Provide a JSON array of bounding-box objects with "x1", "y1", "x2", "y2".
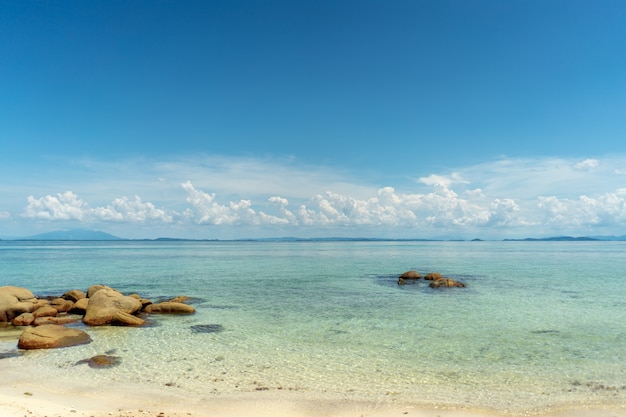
[
  {"x1": 76, "y1": 354, "x2": 121, "y2": 368},
  {"x1": 190, "y1": 324, "x2": 224, "y2": 333},
  {"x1": 429, "y1": 278, "x2": 466, "y2": 288},
  {"x1": 144, "y1": 302, "x2": 195, "y2": 314}
]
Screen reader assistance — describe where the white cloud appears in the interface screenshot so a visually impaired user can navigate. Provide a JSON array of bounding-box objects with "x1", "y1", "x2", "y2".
[
  {"x1": 23, "y1": 191, "x2": 88, "y2": 221},
  {"x1": 23, "y1": 192, "x2": 173, "y2": 224},
  {"x1": 10, "y1": 154, "x2": 626, "y2": 238},
  {"x1": 181, "y1": 181, "x2": 258, "y2": 225},
  {"x1": 92, "y1": 196, "x2": 174, "y2": 223},
  {"x1": 573, "y1": 158, "x2": 600, "y2": 171}
]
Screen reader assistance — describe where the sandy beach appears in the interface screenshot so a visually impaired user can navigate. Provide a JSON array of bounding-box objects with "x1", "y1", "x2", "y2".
[{"x1": 2, "y1": 364, "x2": 626, "y2": 417}]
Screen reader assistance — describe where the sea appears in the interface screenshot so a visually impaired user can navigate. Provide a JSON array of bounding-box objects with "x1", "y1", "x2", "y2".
[{"x1": 1, "y1": 240, "x2": 625, "y2": 415}]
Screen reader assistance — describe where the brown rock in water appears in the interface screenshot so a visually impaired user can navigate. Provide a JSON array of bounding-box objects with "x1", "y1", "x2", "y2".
[
  {"x1": 399, "y1": 270, "x2": 422, "y2": 280},
  {"x1": 32, "y1": 305, "x2": 58, "y2": 318},
  {"x1": 144, "y1": 302, "x2": 195, "y2": 314},
  {"x1": 62, "y1": 289, "x2": 86, "y2": 302},
  {"x1": 83, "y1": 288, "x2": 142, "y2": 326},
  {"x1": 86, "y1": 284, "x2": 111, "y2": 298},
  {"x1": 50, "y1": 298, "x2": 74, "y2": 313},
  {"x1": 129, "y1": 294, "x2": 153, "y2": 308},
  {"x1": 69, "y1": 298, "x2": 89, "y2": 314},
  {"x1": 0, "y1": 286, "x2": 37, "y2": 323},
  {"x1": 168, "y1": 295, "x2": 191, "y2": 304},
  {"x1": 76, "y1": 354, "x2": 120, "y2": 368},
  {"x1": 18, "y1": 324, "x2": 91, "y2": 349},
  {"x1": 111, "y1": 311, "x2": 145, "y2": 326},
  {"x1": 12, "y1": 312, "x2": 34, "y2": 326},
  {"x1": 33, "y1": 316, "x2": 80, "y2": 326},
  {"x1": 424, "y1": 272, "x2": 444, "y2": 281},
  {"x1": 429, "y1": 278, "x2": 467, "y2": 288}
]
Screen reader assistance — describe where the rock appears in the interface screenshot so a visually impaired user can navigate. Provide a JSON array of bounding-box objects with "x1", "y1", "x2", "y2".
[
  {"x1": 429, "y1": 278, "x2": 467, "y2": 288},
  {"x1": 62, "y1": 289, "x2": 86, "y2": 302},
  {"x1": 86, "y1": 284, "x2": 111, "y2": 298},
  {"x1": 32, "y1": 305, "x2": 58, "y2": 318},
  {"x1": 69, "y1": 298, "x2": 89, "y2": 314},
  {"x1": 50, "y1": 298, "x2": 74, "y2": 313},
  {"x1": 76, "y1": 354, "x2": 120, "y2": 368},
  {"x1": 0, "y1": 286, "x2": 37, "y2": 323},
  {"x1": 33, "y1": 299, "x2": 50, "y2": 310},
  {"x1": 424, "y1": 272, "x2": 444, "y2": 281},
  {"x1": 111, "y1": 311, "x2": 145, "y2": 326},
  {"x1": 168, "y1": 295, "x2": 191, "y2": 304},
  {"x1": 144, "y1": 302, "x2": 195, "y2": 314},
  {"x1": 18, "y1": 324, "x2": 91, "y2": 349},
  {"x1": 399, "y1": 270, "x2": 421, "y2": 280},
  {"x1": 83, "y1": 288, "x2": 142, "y2": 326},
  {"x1": 129, "y1": 294, "x2": 153, "y2": 308},
  {"x1": 12, "y1": 312, "x2": 34, "y2": 326},
  {"x1": 33, "y1": 316, "x2": 80, "y2": 326}
]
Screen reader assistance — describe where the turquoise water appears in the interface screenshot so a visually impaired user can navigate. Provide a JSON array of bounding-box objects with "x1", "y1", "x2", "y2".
[{"x1": 1, "y1": 241, "x2": 625, "y2": 414}]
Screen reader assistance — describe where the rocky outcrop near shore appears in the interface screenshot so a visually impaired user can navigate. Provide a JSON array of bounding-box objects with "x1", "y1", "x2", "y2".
[
  {"x1": 397, "y1": 271, "x2": 466, "y2": 288},
  {"x1": 1, "y1": 285, "x2": 195, "y2": 350},
  {"x1": 0, "y1": 286, "x2": 38, "y2": 322}
]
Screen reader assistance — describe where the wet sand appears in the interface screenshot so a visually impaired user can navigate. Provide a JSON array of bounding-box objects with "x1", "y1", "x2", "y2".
[{"x1": 1, "y1": 369, "x2": 625, "y2": 417}]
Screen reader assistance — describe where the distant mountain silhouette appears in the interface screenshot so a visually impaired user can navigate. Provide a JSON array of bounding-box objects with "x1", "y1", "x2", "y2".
[
  {"x1": 503, "y1": 236, "x2": 599, "y2": 242},
  {"x1": 25, "y1": 229, "x2": 122, "y2": 240}
]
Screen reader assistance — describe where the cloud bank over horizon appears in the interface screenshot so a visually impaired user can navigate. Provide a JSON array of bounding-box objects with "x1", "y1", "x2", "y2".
[{"x1": 2, "y1": 154, "x2": 626, "y2": 239}]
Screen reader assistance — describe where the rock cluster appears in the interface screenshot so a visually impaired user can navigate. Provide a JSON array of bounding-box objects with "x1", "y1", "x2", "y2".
[
  {"x1": 0, "y1": 285, "x2": 195, "y2": 350},
  {"x1": 397, "y1": 270, "x2": 466, "y2": 288}
]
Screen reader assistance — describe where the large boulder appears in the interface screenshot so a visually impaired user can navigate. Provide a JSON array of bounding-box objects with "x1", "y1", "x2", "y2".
[
  {"x1": 83, "y1": 288, "x2": 142, "y2": 326},
  {"x1": 0, "y1": 286, "x2": 37, "y2": 322},
  {"x1": 144, "y1": 302, "x2": 195, "y2": 314},
  {"x1": 18, "y1": 324, "x2": 91, "y2": 349}
]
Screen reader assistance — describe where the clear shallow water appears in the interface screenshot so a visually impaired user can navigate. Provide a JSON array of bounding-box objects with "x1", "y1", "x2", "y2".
[{"x1": 1, "y1": 240, "x2": 625, "y2": 414}]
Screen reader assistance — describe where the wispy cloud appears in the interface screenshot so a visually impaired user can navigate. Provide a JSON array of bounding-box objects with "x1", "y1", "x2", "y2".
[{"x1": 4, "y1": 154, "x2": 626, "y2": 238}]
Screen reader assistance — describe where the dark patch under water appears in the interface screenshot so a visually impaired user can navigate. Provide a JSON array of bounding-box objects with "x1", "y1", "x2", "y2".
[
  {"x1": 190, "y1": 324, "x2": 224, "y2": 334},
  {"x1": 0, "y1": 350, "x2": 20, "y2": 360},
  {"x1": 76, "y1": 354, "x2": 121, "y2": 368}
]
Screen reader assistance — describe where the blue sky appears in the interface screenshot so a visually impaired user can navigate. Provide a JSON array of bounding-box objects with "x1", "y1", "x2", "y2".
[{"x1": 1, "y1": 0, "x2": 626, "y2": 239}]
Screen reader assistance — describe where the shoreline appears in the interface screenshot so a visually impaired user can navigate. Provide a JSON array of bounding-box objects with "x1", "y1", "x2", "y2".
[{"x1": 1, "y1": 368, "x2": 625, "y2": 417}]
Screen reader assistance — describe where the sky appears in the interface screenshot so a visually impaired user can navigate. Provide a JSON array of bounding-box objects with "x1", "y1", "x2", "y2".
[{"x1": 1, "y1": 0, "x2": 626, "y2": 239}]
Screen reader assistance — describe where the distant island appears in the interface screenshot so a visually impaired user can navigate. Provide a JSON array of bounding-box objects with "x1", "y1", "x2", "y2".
[
  {"x1": 503, "y1": 236, "x2": 600, "y2": 242},
  {"x1": 3, "y1": 229, "x2": 626, "y2": 242}
]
